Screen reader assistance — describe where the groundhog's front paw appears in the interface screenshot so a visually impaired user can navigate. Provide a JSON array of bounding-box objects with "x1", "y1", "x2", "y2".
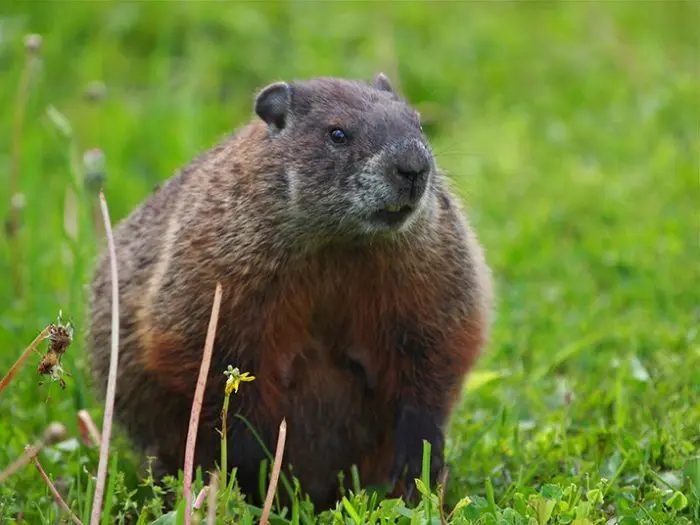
[{"x1": 389, "y1": 405, "x2": 445, "y2": 502}]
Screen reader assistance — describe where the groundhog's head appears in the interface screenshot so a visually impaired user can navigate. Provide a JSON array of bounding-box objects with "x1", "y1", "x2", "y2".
[{"x1": 254, "y1": 74, "x2": 437, "y2": 239}]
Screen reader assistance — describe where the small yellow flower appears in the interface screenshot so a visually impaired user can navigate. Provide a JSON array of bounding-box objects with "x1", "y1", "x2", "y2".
[{"x1": 224, "y1": 365, "x2": 256, "y2": 395}]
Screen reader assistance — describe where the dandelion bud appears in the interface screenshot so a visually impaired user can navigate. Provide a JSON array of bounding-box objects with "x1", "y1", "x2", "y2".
[
  {"x1": 11, "y1": 193, "x2": 26, "y2": 210},
  {"x1": 24, "y1": 34, "x2": 42, "y2": 54},
  {"x1": 83, "y1": 148, "x2": 106, "y2": 194},
  {"x1": 43, "y1": 422, "x2": 67, "y2": 445},
  {"x1": 4, "y1": 193, "x2": 26, "y2": 237},
  {"x1": 84, "y1": 80, "x2": 107, "y2": 102}
]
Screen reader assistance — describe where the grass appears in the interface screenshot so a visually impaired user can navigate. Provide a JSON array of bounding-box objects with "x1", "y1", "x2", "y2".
[{"x1": 0, "y1": 1, "x2": 698, "y2": 523}]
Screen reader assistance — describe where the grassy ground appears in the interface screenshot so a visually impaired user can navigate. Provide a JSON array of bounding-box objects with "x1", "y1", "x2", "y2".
[{"x1": 1, "y1": 1, "x2": 698, "y2": 523}]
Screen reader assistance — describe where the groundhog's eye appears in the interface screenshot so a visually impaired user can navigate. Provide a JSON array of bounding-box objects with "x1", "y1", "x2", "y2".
[{"x1": 329, "y1": 128, "x2": 347, "y2": 144}]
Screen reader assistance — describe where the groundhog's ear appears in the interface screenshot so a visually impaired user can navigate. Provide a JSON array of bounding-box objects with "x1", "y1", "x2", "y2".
[
  {"x1": 372, "y1": 72, "x2": 396, "y2": 95},
  {"x1": 255, "y1": 81, "x2": 292, "y2": 133}
]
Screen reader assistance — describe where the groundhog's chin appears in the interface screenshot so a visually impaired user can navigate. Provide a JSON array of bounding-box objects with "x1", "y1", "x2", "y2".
[{"x1": 368, "y1": 204, "x2": 415, "y2": 229}]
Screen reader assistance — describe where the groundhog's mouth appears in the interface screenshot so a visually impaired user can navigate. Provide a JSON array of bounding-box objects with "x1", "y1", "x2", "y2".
[{"x1": 371, "y1": 204, "x2": 414, "y2": 227}]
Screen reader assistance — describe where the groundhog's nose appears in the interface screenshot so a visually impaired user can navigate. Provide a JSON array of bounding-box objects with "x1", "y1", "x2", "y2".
[
  {"x1": 387, "y1": 141, "x2": 431, "y2": 206},
  {"x1": 394, "y1": 144, "x2": 431, "y2": 183}
]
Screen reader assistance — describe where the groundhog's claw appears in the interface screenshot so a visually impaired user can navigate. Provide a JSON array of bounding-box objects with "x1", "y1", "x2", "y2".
[{"x1": 389, "y1": 405, "x2": 445, "y2": 502}]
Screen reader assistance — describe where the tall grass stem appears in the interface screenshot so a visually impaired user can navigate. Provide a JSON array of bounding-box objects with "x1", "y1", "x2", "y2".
[
  {"x1": 89, "y1": 192, "x2": 120, "y2": 525},
  {"x1": 184, "y1": 282, "x2": 223, "y2": 525}
]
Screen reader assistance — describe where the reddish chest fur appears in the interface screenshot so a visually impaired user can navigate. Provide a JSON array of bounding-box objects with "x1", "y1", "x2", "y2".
[
  {"x1": 255, "y1": 250, "x2": 393, "y2": 402},
  {"x1": 236, "y1": 245, "x2": 423, "y2": 492}
]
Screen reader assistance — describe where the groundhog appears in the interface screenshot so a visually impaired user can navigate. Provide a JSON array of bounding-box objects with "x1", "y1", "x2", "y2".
[{"x1": 86, "y1": 73, "x2": 493, "y2": 510}]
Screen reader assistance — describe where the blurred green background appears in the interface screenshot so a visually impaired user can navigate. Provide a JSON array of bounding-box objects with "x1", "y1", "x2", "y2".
[{"x1": 0, "y1": 1, "x2": 698, "y2": 523}]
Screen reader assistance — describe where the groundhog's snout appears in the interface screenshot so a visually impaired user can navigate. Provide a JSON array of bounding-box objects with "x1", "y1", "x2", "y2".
[
  {"x1": 393, "y1": 143, "x2": 431, "y2": 189},
  {"x1": 370, "y1": 140, "x2": 432, "y2": 228},
  {"x1": 388, "y1": 141, "x2": 431, "y2": 202}
]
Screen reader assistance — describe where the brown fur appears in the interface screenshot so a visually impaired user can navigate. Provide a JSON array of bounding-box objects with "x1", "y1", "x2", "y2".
[{"x1": 86, "y1": 75, "x2": 493, "y2": 510}]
